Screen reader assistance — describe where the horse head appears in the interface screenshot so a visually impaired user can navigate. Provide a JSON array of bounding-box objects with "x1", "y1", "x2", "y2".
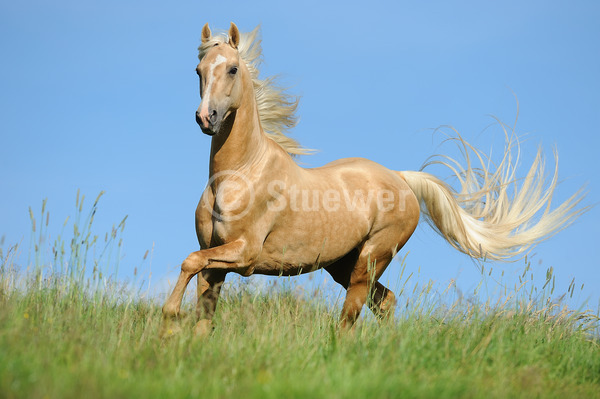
[{"x1": 196, "y1": 23, "x2": 244, "y2": 136}]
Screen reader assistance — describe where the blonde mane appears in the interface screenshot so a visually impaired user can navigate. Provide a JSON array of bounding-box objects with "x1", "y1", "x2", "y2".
[{"x1": 198, "y1": 27, "x2": 312, "y2": 156}]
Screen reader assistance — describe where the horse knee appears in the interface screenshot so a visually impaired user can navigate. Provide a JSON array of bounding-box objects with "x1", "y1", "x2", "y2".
[{"x1": 182, "y1": 252, "x2": 204, "y2": 274}]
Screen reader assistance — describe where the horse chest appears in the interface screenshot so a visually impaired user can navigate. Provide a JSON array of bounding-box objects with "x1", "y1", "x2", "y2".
[
  {"x1": 212, "y1": 180, "x2": 253, "y2": 221},
  {"x1": 212, "y1": 219, "x2": 235, "y2": 242}
]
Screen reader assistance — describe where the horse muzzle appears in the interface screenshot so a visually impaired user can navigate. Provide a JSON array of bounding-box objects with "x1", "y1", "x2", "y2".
[{"x1": 196, "y1": 108, "x2": 221, "y2": 136}]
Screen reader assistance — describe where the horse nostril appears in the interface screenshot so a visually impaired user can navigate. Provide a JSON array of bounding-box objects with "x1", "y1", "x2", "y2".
[{"x1": 209, "y1": 109, "x2": 218, "y2": 123}]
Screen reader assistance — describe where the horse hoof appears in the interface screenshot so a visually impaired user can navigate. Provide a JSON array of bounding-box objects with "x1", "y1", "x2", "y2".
[
  {"x1": 193, "y1": 319, "x2": 214, "y2": 338},
  {"x1": 159, "y1": 318, "x2": 183, "y2": 339}
]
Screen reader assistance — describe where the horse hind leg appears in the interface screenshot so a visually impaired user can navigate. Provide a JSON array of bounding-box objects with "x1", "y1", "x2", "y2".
[
  {"x1": 369, "y1": 281, "x2": 396, "y2": 319},
  {"x1": 325, "y1": 248, "x2": 396, "y2": 326}
]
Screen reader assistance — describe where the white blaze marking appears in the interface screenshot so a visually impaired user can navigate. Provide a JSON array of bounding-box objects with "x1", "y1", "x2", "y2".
[{"x1": 200, "y1": 54, "x2": 227, "y2": 117}]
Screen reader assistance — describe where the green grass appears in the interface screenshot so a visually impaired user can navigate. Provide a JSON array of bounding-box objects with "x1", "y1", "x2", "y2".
[{"x1": 0, "y1": 194, "x2": 599, "y2": 399}]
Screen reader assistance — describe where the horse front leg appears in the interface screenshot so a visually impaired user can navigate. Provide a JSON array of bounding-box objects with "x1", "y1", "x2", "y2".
[
  {"x1": 160, "y1": 239, "x2": 254, "y2": 337},
  {"x1": 194, "y1": 269, "x2": 227, "y2": 336}
]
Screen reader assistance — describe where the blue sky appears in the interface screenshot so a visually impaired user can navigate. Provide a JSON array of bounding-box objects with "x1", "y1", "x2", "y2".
[{"x1": 1, "y1": 1, "x2": 598, "y2": 309}]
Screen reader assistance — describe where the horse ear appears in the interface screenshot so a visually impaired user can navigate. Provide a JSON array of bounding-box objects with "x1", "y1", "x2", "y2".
[
  {"x1": 201, "y1": 23, "x2": 212, "y2": 44},
  {"x1": 228, "y1": 22, "x2": 240, "y2": 49}
]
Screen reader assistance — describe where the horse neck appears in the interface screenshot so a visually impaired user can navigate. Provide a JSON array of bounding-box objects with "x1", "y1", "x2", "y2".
[{"x1": 209, "y1": 70, "x2": 269, "y2": 175}]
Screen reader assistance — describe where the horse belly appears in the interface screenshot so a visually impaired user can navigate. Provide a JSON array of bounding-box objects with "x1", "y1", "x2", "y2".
[{"x1": 255, "y1": 211, "x2": 370, "y2": 275}]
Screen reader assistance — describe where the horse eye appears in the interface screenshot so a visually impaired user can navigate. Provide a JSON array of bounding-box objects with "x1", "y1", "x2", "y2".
[{"x1": 229, "y1": 66, "x2": 238, "y2": 75}]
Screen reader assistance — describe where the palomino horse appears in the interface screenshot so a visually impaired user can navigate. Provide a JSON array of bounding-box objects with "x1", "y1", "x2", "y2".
[{"x1": 161, "y1": 23, "x2": 585, "y2": 335}]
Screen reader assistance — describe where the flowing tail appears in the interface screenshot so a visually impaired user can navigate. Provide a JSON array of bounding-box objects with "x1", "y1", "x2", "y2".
[{"x1": 399, "y1": 127, "x2": 587, "y2": 261}]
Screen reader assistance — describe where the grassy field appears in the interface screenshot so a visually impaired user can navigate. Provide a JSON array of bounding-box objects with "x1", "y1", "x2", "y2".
[{"x1": 1, "y1": 195, "x2": 599, "y2": 399}]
